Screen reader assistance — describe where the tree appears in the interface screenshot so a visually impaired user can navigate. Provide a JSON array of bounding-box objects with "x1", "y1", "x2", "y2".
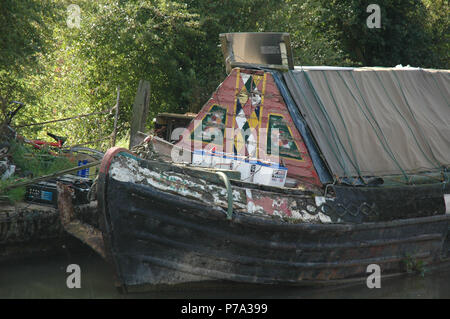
[
  {"x1": 295, "y1": 0, "x2": 446, "y2": 67},
  {"x1": 1, "y1": 0, "x2": 447, "y2": 150},
  {"x1": 0, "y1": 0, "x2": 60, "y2": 116}
]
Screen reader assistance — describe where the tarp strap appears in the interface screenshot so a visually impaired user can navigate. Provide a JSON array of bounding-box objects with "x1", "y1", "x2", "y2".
[
  {"x1": 322, "y1": 71, "x2": 363, "y2": 178},
  {"x1": 391, "y1": 71, "x2": 442, "y2": 168},
  {"x1": 372, "y1": 70, "x2": 441, "y2": 169},
  {"x1": 270, "y1": 71, "x2": 333, "y2": 184},
  {"x1": 335, "y1": 71, "x2": 410, "y2": 182},
  {"x1": 426, "y1": 71, "x2": 450, "y2": 108},
  {"x1": 289, "y1": 71, "x2": 352, "y2": 179},
  {"x1": 301, "y1": 71, "x2": 357, "y2": 178}
]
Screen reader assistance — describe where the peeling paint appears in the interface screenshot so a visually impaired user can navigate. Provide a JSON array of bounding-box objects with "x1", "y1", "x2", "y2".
[{"x1": 109, "y1": 154, "x2": 333, "y2": 223}]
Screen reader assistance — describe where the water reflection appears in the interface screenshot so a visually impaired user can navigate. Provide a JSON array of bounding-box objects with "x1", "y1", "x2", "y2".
[{"x1": 1, "y1": 243, "x2": 449, "y2": 299}]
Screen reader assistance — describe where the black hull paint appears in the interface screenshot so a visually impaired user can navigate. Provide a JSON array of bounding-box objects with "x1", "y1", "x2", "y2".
[{"x1": 97, "y1": 152, "x2": 450, "y2": 289}]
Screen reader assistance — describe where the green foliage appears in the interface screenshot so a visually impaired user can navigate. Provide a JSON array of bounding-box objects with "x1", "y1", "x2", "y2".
[
  {"x1": 422, "y1": 0, "x2": 450, "y2": 67},
  {"x1": 0, "y1": 140, "x2": 73, "y2": 202},
  {"x1": 305, "y1": 0, "x2": 446, "y2": 68},
  {"x1": 0, "y1": 0, "x2": 448, "y2": 152},
  {"x1": 0, "y1": 0, "x2": 62, "y2": 115},
  {"x1": 402, "y1": 254, "x2": 428, "y2": 277},
  {"x1": 10, "y1": 141, "x2": 73, "y2": 177},
  {"x1": 0, "y1": 181, "x2": 26, "y2": 203},
  {"x1": 72, "y1": 0, "x2": 205, "y2": 145}
]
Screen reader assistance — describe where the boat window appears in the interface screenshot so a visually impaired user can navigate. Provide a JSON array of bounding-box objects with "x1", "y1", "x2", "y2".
[
  {"x1": 267, "y1": 114, "x2": 302, "y2": 160},
  {"x1": 191, "y1": 104, "x2": 227, "y2": 146}
]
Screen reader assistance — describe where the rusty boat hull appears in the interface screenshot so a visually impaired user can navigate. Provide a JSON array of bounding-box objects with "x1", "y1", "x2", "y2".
[{"x1": 96, "y1": 148, "x2": 450, "y2": 290}]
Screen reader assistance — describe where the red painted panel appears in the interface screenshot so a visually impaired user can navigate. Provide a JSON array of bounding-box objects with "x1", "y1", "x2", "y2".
[{"x1": 176, "y1": 68, "x2": 321, "y2": 189}]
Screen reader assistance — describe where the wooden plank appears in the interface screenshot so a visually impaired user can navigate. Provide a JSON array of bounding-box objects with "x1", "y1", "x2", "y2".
[
  {"x1": 111, "y1": 86, "x2": 120, "y2": 147},
  {"x1": 129, "y1": 80, "x2": 151, "y2": 148}
]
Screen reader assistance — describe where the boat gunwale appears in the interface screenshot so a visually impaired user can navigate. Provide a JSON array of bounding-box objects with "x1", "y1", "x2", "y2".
[{"x1": 100, "y1": 147, "x2": 450, "y2": 232}]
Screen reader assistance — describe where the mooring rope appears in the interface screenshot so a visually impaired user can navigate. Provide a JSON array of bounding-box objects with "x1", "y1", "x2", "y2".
[{"x1": 14, "y1": 104, "x2": 117, "y2": 128}]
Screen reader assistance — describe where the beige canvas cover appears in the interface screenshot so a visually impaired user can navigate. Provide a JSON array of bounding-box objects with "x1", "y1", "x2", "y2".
[{"x1": 284, "y1": 67, "x2": 450, "y2": 178}]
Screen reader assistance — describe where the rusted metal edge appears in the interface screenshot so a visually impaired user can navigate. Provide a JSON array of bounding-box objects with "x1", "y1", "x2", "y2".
[
  {"x1": 97, "y1": 147, "x2": 133, "y2": 287},
  {"x1": 216, "y1": 171, "x2": 233, "y2": 220},
  {"x1": 57, "y1": 182, "x2": 106, "y2": 259}
]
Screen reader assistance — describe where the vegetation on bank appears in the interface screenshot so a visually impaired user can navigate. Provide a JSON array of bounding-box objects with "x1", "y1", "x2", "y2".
[
  {"x1": 0, "y1": 140, "x2": 74, "y2": 202},
  {"x1": 0, "y1": 0, "x2": 448, "y2": 151}
]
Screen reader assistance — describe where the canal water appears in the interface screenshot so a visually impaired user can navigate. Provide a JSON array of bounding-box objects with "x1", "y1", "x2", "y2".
[{"x1": 1, "y1": 241, "x2": 450, "y2": 299}]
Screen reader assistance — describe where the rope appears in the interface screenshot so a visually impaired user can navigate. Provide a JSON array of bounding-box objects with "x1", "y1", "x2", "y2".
[
  {"x1": 14, "y1": 104, "x2": 117, "y2": 128},
  {"x1": 4, "y1": 160, "x2": 101, "y2": 190},
  {"x1": 63, "y1": 135, "x2": 112, "y2": 149}
]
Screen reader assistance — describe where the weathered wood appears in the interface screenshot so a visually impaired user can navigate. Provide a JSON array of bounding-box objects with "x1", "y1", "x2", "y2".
[
  {"x1": 0, "y1": 203, "x2": 62, "y2": 244},
  {"x1": 0, "y1": 201, "x2": 98, "y2": 261},
  {"x1": 129, "y1": 80, "x2": 150, "y2": 149},
  {"x1": 150, "y1": 135, "x2": 187, "y2": 162},
  {"x1": 107, "y1": 153, "x2": 320, "y2": 222},
  {"x1": 111, "y1": 86, "x2": 120, "y2": 147},
  {"x1": 133, "y1": 131, "x2": 149, "y2": 147},
  {"x1": 57, "y1": 183, "x2": 106, "y2": 259}
]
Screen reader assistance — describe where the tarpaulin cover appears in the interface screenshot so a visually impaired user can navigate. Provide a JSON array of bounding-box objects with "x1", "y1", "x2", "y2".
[{"x1": 284, "y1": 67, "x2": 450, "y2": 178}]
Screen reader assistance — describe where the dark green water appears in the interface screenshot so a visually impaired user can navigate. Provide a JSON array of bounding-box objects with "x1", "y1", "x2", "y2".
[{"x1": 1, "y1": 242, "x2": 450, "y2": 299}]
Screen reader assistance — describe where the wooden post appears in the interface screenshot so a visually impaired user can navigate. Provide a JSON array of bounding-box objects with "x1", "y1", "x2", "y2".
[
  {"x1": 111, "y1": 86, "x2": 120, "y2": 147},
  {"x1": 129, "y1": 80, "x2": 150, "y2": 149}
]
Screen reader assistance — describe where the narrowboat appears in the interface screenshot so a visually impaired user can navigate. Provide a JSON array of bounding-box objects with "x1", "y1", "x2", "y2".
[{"x1": 82, "y1": 33, "x2": 450, "y2": 291}]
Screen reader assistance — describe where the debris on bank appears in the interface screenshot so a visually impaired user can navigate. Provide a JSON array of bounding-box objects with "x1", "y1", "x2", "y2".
[{"x1": 0, "y1": 132, "x2": 101, "y2": 260}]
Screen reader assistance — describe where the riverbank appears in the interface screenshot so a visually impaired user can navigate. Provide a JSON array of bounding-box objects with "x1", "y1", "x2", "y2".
[{"x1": 0, "y1": 202, "x2": 97, "y2": 262}]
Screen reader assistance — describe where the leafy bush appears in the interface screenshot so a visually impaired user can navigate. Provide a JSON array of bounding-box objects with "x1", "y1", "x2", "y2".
[{"x1": 0, "y1": 0, "x2": 448, "y2": 152}]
